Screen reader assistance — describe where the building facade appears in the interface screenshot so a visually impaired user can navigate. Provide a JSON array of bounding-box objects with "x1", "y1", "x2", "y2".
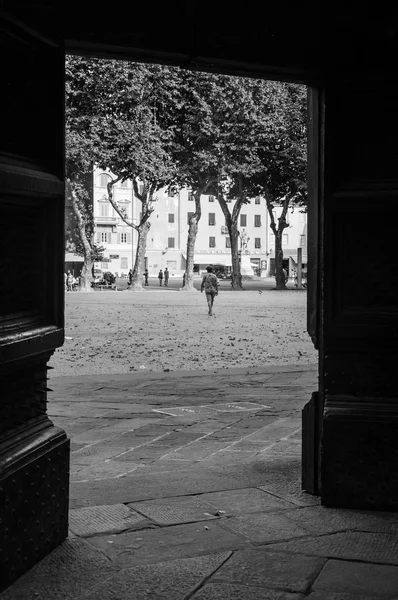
[{"x1": 91, "y1": 168, "x2": 307, "y2": 277}]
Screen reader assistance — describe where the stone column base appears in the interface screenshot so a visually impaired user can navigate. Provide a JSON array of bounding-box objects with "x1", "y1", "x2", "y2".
[{"x1": 0, "y1": 422, "x2": 70, "y2": 592}]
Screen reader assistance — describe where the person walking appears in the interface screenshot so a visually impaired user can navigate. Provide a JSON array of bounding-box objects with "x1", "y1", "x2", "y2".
[
  {"x1": 201, "y1": 266, "x2": 219, "y2": 316},
  {"x1": 144, "y1": 269, "x2": 149, "y2": 286},
  {"x1": 158, "y1": 269, "x2": 163, "y2": 286},
  {"x1": 128, "y1": 269, "x2": 133, "y2": 286},
  {"x1": 164, "y1": 267, "x2": 169, "y2": 287},
  {"x1": 182, "y1": 272, "x2": 186, "y2": 288}
]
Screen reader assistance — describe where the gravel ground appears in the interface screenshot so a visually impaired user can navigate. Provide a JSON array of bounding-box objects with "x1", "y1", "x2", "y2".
[{"x1": 49, "y1": 288, "x2": 318, "y2": 376}]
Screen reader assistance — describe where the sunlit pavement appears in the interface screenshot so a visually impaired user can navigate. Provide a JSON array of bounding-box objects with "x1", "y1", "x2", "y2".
[{"x1": 4, "y1": 364, "x2": 398, "y2": 599}]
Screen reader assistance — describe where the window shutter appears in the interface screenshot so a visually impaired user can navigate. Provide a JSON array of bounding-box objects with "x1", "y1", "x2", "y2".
[
  {"x1": 107, "y1": 232, "x2": 111, "y2": 243},
  {"x1": 117, "y1": 233, "x2": 121, "y2": 244},
  {"x1": 97, "y1": 232, "x2": 101, "y2": 243},
  {"x1": 127, "y1": 233, "x2": 132, "y2": 244}
]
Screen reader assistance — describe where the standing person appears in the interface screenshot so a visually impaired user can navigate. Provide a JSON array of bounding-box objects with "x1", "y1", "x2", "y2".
[
  {"x1": 67, "y1": 271, "x2": 74, "y2": 292},
  {"x1": 64, "y1": 272, "x2": 67, "y2": 291},
  {"x1": 201, "y1": 266, "x2": 219, "y2": 316},
  {"x1": 158, "y1": 269, "x2": 163, "y2": 286},
  {"x1": 128, "y1": 269, "x2": 133, "y2": 286},
  {"x1": 182, "y1": 272, "x2": 186, "y2": 289},
  {"x1": 164, "y1": 267, "x2": 169, "y2": 287},
  {"x1": 144, "y1": 269, "x2": 149, "y2": 286}
]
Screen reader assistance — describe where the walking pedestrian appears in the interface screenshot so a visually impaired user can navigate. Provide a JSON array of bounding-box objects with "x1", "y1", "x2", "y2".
[
  {"x1": 144, "y1": 269, "x2": 149, "y2": 286},
  {"x1": 164, "y1": 267, "x2": 169, "y2": 287},
  {"x1": 200, "y1": 266, "x2": 219, "y2": 316},
  {"x1": 182, "y1": 272, "x2": 186, "y2": 288},
  {"x1": 158, "y1": 269, "x2": 163, "y2": 286},
  {"x1": 128, "y1": 269, "x2": 133, "y2": 286}
]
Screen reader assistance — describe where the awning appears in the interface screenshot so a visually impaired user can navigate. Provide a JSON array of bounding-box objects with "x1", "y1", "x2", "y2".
[
  {"x1": 193, "y1": 254, "x2": 232, "y2": 267},
  {"x1": 65, "y1": 252, "x2": 84, "y2": 262}
]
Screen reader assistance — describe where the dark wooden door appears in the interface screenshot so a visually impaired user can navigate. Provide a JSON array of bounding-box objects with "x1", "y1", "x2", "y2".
[{"x1": 0, "y1": 15, "x2": 69, "y2": 591}]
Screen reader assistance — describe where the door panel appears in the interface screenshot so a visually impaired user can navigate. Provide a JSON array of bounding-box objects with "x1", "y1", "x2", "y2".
[{"x1": 0, "y1": 17, "x2": 68, "y2": 592}]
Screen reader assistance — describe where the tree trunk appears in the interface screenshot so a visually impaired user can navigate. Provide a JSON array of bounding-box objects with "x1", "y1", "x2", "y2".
[
  {"x1": 184, "y1": 214, "x2": 199, "y2": 291},
  {"x1": 229, "y1": 224, "x2": 242, "y2": 289},
  {"x1": 184, "y1": 186, "x2": 206, "y2": 292},
  {"x1": 129, "y1": 222, "x2": 150, "y2": 291},
  {"x1": 69, "y1": 182, "x2": 93, "y2": 292},
  {"x1": 274, "y1": 232, "x2": 286, "y2": 290}
]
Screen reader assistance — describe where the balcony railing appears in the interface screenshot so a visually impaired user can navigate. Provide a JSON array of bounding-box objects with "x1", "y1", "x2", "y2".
[{"x1": 95, "y1": 216, "x2": 118, "y2": 224}]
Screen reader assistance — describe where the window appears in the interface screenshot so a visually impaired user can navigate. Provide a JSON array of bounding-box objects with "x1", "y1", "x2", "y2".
[
  {"x1": 225, "y1": 237, "x2": 231, "y2": 248},
  {"x1": 121, "y1": 257, "x2": 128, "y2": 269},
  {"x1": 300, "y1": 212, "x2": 306, "y2": 223},
  {"x1": 168, "y1": 237, "x2": 175, "y2": 248},
  {"x1": 188, "y1": 191, "x2": 194, "y2": 201},
  {"x1": 100, "y1": 262, "x2": 109, "y2": 270},
  {"x1": 240, "y1": 214, "x2": 247, "y2": 227},
  {"x1": 209, "y1": 195, "x2": 215, "y2": 202},
  {"x1": 208, "y1": 213, "x2": 216, "y2": 226},
  {"x1": 100, "y1": 232, "x2": 110, "y2": 243},
  {"x1": 255, "y1": 237, "x2": 261, "y2": 248},
  {"x1": 300, "y1": 234, "x2": 306, "y2": 247},
  {"x1": 209, "y1": 236, "x2": 216, "y2": 248},
  {"x1": 120, "y1": 180, "x2": 128, "y2": 188},
  {"x1": 100, "y1": 203, "x2": 109, "y2": 217},
  {"x1": 283, "y1": 234, "x2": 289, "y2": 245},
  {"x1": 168, "y1": 213, "x2": 175, "y2": 223},
  {"x1": 254, "y1": 215, "x2": 261, "y2": 227},
  {"x1": 187, "y1": 212, "x2": 194, "y2": 224},
  {"x1": 121, "y1": 233, "x2": 127, "y2": 243},
  {"x1": 167, "y1": 260, "x2": 177, "y2": 270},
  {"x1": 255, "y1": 196, "x2": 261, "y2": 204},
  {"x1": 221, "y1": 225, "x2": 228, "y2": 234},
  {"x1": 100, "y1": 174, "x2": 109, "y2": 187},
  {"x1": 168, "y1": 189, "x2": 174, "y2": 197}
]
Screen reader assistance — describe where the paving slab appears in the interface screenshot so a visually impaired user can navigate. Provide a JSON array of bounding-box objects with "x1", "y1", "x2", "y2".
[
  {"x1": 307, "y1": 594, "x2": 394, "y2": 600},
  {"x1": 79, "y1": 552, "x2": 232, "y2": 600},
  {"x1": 69, "y1": 461, "x2": 288, "y2": 507},
  {"x1": 129, "y1": 495, "x2": 220, "y2": 525},
  {"x1": 219, "y1": 511, "x2": 310, "y2": 543},
  {"x1": 191, "y1": 582, "x2": 303, "y2": 599},
  {"x1": 284, "y1": 506, "x2": 398, "y2": 535},
  {"x1": 199, "y1": 488, "x2": 295, "y2": 515},
  {"x1": 69, "y1": 504, "x2": 152, "y2": 536},
  {"x1": 86, "y1": 521, "x2": 251, "y2": 568},
  {"x1": 268, "y1": 531, "x2": 398, "y2": 565},
  {"x1": 0, "y1": 538, "x2": 115, "y2": 600},
  {"x1": 201, "y1": 450, "x2": 258, "y2": 464},
  {"x1": 260, "y1": 439, "x2": 302, "y2": 457},
  {"x1": 311, "y1": 559, "x2": 398, "y2": 598},
  {"x1": 210, "y1": 548, "x2": 325, "y2": 593},
  {"x1": 71, "y1": 460, "x2": 142, "y2": 481}
]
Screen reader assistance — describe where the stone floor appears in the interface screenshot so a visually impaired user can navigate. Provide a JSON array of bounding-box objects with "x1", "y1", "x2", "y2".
[{"x1": 3, "y1": 364, "x2": 398, "y2": 599}]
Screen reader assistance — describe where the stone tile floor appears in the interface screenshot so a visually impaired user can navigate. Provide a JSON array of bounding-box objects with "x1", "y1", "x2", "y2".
[{"x1": 2, "y1": 364, "x2": 398, "y2": 599}]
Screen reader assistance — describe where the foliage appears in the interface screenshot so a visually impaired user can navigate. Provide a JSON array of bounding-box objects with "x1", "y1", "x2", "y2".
[
  {"x1": 103, "y1": 272, "x2": 116, "y2": 285},
  {"x1": 65, "y1": 56, "x2": 181, "y2": 290},
  {"x1": 66, "y1": 55, "x2": 307, "y2": 293}
]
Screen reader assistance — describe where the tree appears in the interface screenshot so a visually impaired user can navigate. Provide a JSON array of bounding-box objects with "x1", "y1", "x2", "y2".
[
  {"x1": 65, "y1": 57, "x2": 179, "y2": 291},
  {"x1": 172, "y1": 72, "x2": 262, "y2": 290},
  {"x1": 242, "y1": 81, "x2": 307, "y2": 289},
  {"x1": 65, "y1": 113, "x2": 103, "y2": 291}
]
